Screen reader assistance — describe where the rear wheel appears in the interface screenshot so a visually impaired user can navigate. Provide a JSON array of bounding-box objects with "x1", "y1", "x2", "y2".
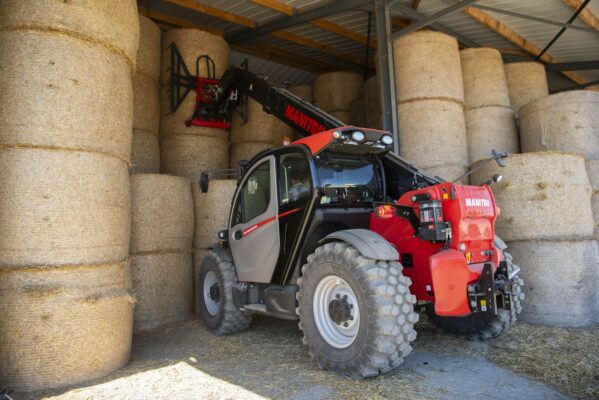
[
  {"x1": 297, "y1": 242, "x2": 418, "y2": 378},
  {"x1": 198, "y1": 250, "x2": 252, "y2": 335},
  {"x1": 427, "y1": 251, "x2": 524, "y2": 340}
]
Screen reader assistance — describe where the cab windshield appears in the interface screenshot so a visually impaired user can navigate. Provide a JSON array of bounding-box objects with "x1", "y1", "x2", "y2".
[{"x1": 315, "y1": 154, "x2": 381, "y2": 206}]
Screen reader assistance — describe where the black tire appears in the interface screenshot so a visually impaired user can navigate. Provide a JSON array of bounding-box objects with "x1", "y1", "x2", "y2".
[
  {"x1": 427, "y1": 250, "x2": 525, "y2": 340},
  {"x1": 198, "y1": 250, "x2": 252, "y2": 335},
  {"x1": 297, "y1": 242, "x2": 418, "y2": 378}
]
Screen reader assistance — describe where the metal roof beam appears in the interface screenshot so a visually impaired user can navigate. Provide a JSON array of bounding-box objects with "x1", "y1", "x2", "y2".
[
  {"x1": 226, "y1": 0, "x2": 374, "y2": 44},
  {"x1": 554, "y1": 79, "x2": 599, "y2": 92},
  {"x1": 545, "y1": 61, "x2": 599, "y2": 71},
  {"x1": 536, "y1": 0, "x2": 590, "y2": 59},
  {"x1": 391, "y1": 0, "x2": 479, "y2": 40},
  {"x1": 564, "y1": 0, "x2": 599, "y2": 31}
]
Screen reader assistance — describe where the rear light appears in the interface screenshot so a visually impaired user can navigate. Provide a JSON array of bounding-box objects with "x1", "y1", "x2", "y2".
[
  {"x1": 375, "y1": 204, "x2": 395, "y2": 219},
  {"x1": 416, "y1": 200, "x2": 450, "y2": 242},
  {"x1": 418, "y1": 200, "x2": 444, "y2": 224}
]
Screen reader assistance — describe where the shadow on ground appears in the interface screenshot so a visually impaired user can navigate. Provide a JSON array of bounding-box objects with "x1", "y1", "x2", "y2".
[{"x1": 15, "y1": 314, "x2": 593, "y2": 400}]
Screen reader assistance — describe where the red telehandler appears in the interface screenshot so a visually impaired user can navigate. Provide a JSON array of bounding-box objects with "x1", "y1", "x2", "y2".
[{"x1": 169, "y1": 44, "x2": 525, "y2": 378}]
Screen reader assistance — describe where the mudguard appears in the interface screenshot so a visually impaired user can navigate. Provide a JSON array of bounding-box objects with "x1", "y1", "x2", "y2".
[
  {"x1": 430, "y1": 249, "x2": 480, "y2": 316},
  {"x1": 320, "y1": 229, "x2": 399, "y2": 261}
]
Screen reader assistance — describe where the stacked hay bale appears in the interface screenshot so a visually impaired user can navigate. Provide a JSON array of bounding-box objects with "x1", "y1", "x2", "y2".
[
  {"x1": 192, "y1": 179, "x2": 237, "y2": 313},
  {"x1": 350, "y1": 98, "x2": 367, "y2": 127},
  {"x1": 471, "y1": 153, "x2": 598, "y2": 326},
  {"x1": 393, "y1": 31, "x2": 468, "y2": 181},
  {"x1": 365, "y1": 76, "x2": 382, "y2": 129},
  {"x1": 0, "y1": 0, "x2": 138, "y2": 391},
  {"x1": 313, "y1": 71, "x2": 364, "y2": 123},
  {"x1": 131, "y1": 16, "x2": 161, "y2": 174},
  {"x1": 460, "y1": 48, "x2": 518, "y2": 164},
  {"x1": 160, "y1": 29, "x2": 230, "y2": 179},
  {"x1": 588, "y1": 160, "x2": 599, "y2": 237},
  {"x1": 229, "y1": 97, "x2": 290, "y2": 168},
  {"x1": 504, "y1": 62, "x2": 549, "y2": 118},
  {"x1": 130, "y1": 174, "x2": 194, "y2": 332},
  {"x1": 287, "y1": 84, "x2": 312, "y2": 102}
]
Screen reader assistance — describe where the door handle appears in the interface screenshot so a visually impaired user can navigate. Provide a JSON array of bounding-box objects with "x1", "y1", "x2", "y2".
[{"x1": 233, "y1": 230, "x2": 243, "y2": 240}]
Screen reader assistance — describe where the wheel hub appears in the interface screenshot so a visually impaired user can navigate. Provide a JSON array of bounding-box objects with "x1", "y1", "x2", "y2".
[
  {"x1": 203, "y1": 270, "x2": 220, "y2": 316},
  {"x1": 328, "y1": 296, "x2": 352, "y2": 325},
  {"x1": 209, "y1": 283, "x2": 220, "y2": 301}
]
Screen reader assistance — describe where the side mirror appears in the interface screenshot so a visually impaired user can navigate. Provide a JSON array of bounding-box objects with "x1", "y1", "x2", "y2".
[
  {"x1": 200, "y1": 172, "x2": 209, "y2": 193},
  {"x1": 492, "y1": 149, "x2": 508, "y2": 167}
]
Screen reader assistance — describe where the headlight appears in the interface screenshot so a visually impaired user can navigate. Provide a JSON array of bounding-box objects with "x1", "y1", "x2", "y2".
[
  {"x1": 381, "y1": 135, "x2": 393, "y2": 145},
  {"x1": 351, "y1": 130, "x2": 365, "y2": 142}
]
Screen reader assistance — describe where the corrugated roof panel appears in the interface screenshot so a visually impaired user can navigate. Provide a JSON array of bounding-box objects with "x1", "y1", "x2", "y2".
[{"x1": 230, "y1": 50, "x2": 316, "y2": 84}]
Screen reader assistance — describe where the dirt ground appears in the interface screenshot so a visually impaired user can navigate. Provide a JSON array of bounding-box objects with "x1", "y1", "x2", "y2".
[{"x1": 13, "y1": 315, "x2": 599, "y2": 400}]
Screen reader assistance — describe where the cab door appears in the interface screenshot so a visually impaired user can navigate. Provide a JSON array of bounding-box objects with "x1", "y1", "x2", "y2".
[{"x1": 229, "y1": 156, "x2": 279, "y2": 282}]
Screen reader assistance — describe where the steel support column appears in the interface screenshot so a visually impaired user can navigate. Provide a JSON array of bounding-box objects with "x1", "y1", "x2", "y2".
[{"x1": 375, "y1": 0, "x2": 399, "y2": 154}]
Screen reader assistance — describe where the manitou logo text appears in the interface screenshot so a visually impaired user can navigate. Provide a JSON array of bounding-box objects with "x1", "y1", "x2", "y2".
[
  {"x1": 284, "y1": 104, "x2": 327, "y2": 135},
  {"x1": 465, "y1": 198, "x2": 491, "y2": 208}
]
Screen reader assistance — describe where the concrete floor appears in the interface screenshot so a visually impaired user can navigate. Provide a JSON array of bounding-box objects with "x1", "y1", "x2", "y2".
[{"x1": 15, "y1": 316, "x2": 571, "y2": 400}]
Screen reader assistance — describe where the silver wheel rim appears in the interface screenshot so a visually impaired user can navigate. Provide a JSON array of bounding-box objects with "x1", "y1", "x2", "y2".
[
  {"x1": 203, "y1": 270, "x2": 220, "y2": 316},
  {"x1": 313, "y1": 274, "x2": 360, "y2": 349}
]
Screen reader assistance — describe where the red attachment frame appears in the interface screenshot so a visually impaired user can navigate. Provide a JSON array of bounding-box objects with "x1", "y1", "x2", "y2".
[{"x1": 185, "y1": 76, "x2": 230, "y2": 129}]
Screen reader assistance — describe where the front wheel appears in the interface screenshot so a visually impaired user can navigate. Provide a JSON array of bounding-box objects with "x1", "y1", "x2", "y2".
[{"x1": 297, "y1": 242, "x2": 418, "y2": 378}]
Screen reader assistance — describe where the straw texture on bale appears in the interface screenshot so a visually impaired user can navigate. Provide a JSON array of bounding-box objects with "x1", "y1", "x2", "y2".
[
  {"x1": 160, "y1": 86, "x2": 225, "y2": 138},
  {"x1": 133, "y1": 73, "x2": 160, "y2": 134},
  {"x1": 131, "y1": 252, "x2": 193, "y2": 333},
  {"x1": 588, "y1": 161, "x2": 599, "y2": 237},
  {"x1": 350, "y1": 98, "x2": 367, "y2": 127},
  {"x1": 160, "y1": 135, "x2": 229, "y2": 180},
  {"x1": 471, "y1": 152, "x2": 594, "y2": 241},
  {"x1": 0, "y1": 0, "x2": 140, "y2": 66},
  {"x1": 231, "y1": 97, "x2": 292, "y2": 144},
  {"x1": 424, "y1": 164, "x2": 468, "y2": 183},
  {"x1": 504, "y1": 62, "x2": 548, "y2": 116},
  {"x1": 160, "y1": 29, "x2": 229, "y2": 87},
  {"x1": 192, "y1": 180, "x2": 237, "y2": 249},
  {"x1": 365, "y1": 76, "x2": 381, "y2": 129},
  {"x1": 393, "y1": 31, "x2": 464, "y2": 104},
  {"x1": 520, "y1": 91, "x2": 599, "y2": 160},
  {"x1": 230, "y1": 142, "x2": 275, "y2": 169},
  {"x1": 460, "y1": 48, "x2": 510, "y2": 109},
  {"x1": 329, "y1": 110, "x2": 352, "y2": 124},
  {"x1": 465, "y1": 106, "x2": 518, "y2": 163},
  {"x1": 0, "y1": 262, "x2": 134, "y2": 391},
  {"x1": 312, "y1": 71, "x2": 364, "y2": 112},
  {"x1": 130, "y1": 129, "x2": 160, "y2": 174},
  {"x1": 507, "y1": 239, "x2": 599, "y2": 327},
  {"x1": 0, "y1": 148, "x2": 131, "y2": 267},
  {"x1": 397, "y1": 99, "x2": 468, "y2": 170},
  {"x1": 137, "y1": 16, "x2": 161, "y2": 80},
  {"x1": 287, "y1": 85, "x2": 312, "y2": 102},
  {"x1": 130, "y1": 174, "x2": 194, "y2": 253},
  {"x1": 0, "y1": 31, "x2": 133, "y2": 160}
]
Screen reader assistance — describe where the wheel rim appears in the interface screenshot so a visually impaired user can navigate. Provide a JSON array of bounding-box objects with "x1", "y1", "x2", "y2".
[
  {"x1": 313, "y1": 274, "x2": 360, "y2": 349},
  {"x1": 203, "y1": 270, "x2": 220, "y2": 316}
]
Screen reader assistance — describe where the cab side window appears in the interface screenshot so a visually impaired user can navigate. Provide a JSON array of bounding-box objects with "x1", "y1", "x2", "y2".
[
  {"x1": 278, "y1": 152, "x2": 311, "y2": 206},
  {"x1": 233, "y1": 160, "x2": 271, "y2": 225}
]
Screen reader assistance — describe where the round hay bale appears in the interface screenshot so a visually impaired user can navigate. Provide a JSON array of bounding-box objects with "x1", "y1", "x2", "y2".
[
  {"x1": 465, "y1": 106, "x2": 519, "y2": 163},
  {"x1": 137, "y1": 16, "x2": 161, "y2": 80},
  {"x1": 460, "y1": 48, "x2": 510, "y2": 109},
  {"x1": 593, "y1": 194, "x2": 599, "y2": 237},
  {"x1": 130, "y1": 174, "x2": 194, "y2": 253},
  {"x1": 130, "y1": 129, "x2": 160, "y2": 174},
  {"x1": 586, "y1": 160, "x2": 599, "y2": 191},
  {"x1": 288, "y1": 85, "x2": 312, "y2": 102},
  {"x1": 192, "y1": 180, "x2": 237, "y2": 249},
  {"x1": 470, "y1": 152, "x2": 594, "y2": 241},
  {"x1": 365, "y1": 76, "x2": 381, "y2": 129},
  {"x1": 397, "y1": 99, "x2": 468, "y2": 170},
  {"x1": 504, "y1": 62, "x2": 548, "y2": 116},
  {"x1": 160, "y1": 135, "x2": 229, "y2": 180},
  {"x1": 159, "y1": 85, "x2": 226, "y2": 138},
  {"x1": 0, "y1": 261, "x2": 133, "y2": 391},
  {"x1": 160, "y1": 29, "x2": 229, "y2": 87},
  {"x1": 231, "y1": 97, "x2": 292, "y2": 144},
  {"x1": 230, "y1": 142, "x2": 275, "y2": 169},
  {"x1": 131, "y1": 252, "x2": 193, "y2": 333},
  {"x1": 350, "y1": 98, "x2": 367, "y2": 127},
  {"x1": 312, "y1": 71, "x2": 364, "y2": 112},
  {"x1": 520, "y1": 91, "x2": 599, "y2": 159},
  {"x1": 0, "y1": 148, "x2": 131, "y2": 267},
  {"x1": 507, "y1": 239, "x2": 599, "y2": 327},
  {"x1": 133, "y1": 72, "x2": 160, "y2": 134},
  {"x1": 424, "y1": 164, "x2": 468, "y2": 183},
  {"x1": 0, "y1": 0, "x2": 139, "y2": 66},
  {"x1": 392, "y1": 31, "x2": 463, "y2": 104},
  {"x1": 0, "y1": 31, "x2": 133, "y2": 160},
  {"x1": 329, "y1": 110, "x2": 352, "y2": 124}
]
